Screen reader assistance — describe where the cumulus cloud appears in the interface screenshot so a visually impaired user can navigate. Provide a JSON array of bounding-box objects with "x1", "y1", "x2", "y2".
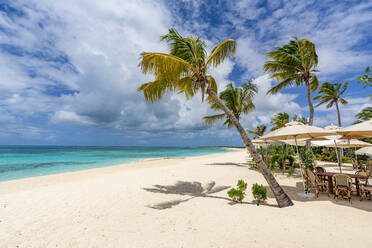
[{"x1": 0, "y1": 0, "x2": 370, "y2": 145}]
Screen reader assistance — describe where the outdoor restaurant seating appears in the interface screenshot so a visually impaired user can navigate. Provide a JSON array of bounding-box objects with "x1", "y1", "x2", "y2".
[
  {"x1": 332, "y1": 174, "x2": 352, "y2": 202},
  {"x1": 307, "y1": 169, "x2": 328, "y2": 197}
]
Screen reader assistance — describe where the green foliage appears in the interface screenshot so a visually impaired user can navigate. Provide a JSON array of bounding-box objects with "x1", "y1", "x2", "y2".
[
  {"x1": 203, "y1": 82, "x2": 258, "y2": 128},
  {"x1": 251, "y1": 183, "x2": 267, "y2": 205},
  {"x1": 354, "y1": 107, "x2": 372, "y2": 124},
  {"x1": 299, "y1": 148, "x2": 315, "y2": 170},
  {"x1": 264, "y1": 37, "x2": 319, "y2": 95},
  {"x1": 266, "y1": 144, "x2": 295, "y2": 169},
  {"x1": 246, "y1": 124, "x2": 267, "y2": 139},
  {"x1": 227, "y1": 180, "x2": 248, "y2": 203},
  {"x1": 286, "y1": 167, "x2": 295, "y2": 177},
  {"x1": 341, "y1": 156, "x2": 352, "y2": 163},
  {"x1": 313, "y1": 82, "x2": 348, "y2": 108},
  {"x1": 356, "y1": 66, "x2": 372, "y2": 88},
  {"x1": 138, "y1": 28, "x2": 236, "y2": 103},
  {"x1": 270, "y1": 112, "x2": 289, "y2": 131}
]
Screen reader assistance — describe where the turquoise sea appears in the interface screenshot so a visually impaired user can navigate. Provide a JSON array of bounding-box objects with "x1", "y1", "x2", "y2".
[{"x1": 0, "y1": 146, "x2": 230, "y2": 181}]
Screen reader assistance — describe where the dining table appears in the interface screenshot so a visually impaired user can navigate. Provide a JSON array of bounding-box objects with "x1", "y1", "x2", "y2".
[{"x1": 316, "y1": 171, "x2": 368, "y2": 196}]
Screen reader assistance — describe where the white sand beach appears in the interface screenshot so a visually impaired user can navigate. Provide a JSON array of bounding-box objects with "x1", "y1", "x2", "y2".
[{"x1": 0, "y1": 149, "x2": 371, "y2": 248}]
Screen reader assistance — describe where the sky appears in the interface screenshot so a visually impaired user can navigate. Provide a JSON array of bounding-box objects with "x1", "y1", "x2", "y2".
[{"x1": 0, "y1": 0, "x2": 371, "y2": 146}]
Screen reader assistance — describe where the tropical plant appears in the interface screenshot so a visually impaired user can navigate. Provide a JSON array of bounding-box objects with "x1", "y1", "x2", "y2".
[
  {"x1": 354, "y1": 107, "x2": 372, "y2": 124},
  {"x1": 299, "y1": 148, "x2": 315, "y2": 170},
  {"x1": 227, "y1": 179, "x2": 248, "y2": 203},
  {"x1": 292, "y1": 114, "x2": 308, "y2": 124},
  {"x1": 137, "y1": 28, "x2": 293, "y2": 207},
  {"x1": 313, "y1": 82, "x2": 348, "y2": 127},
  {"x1": 252, "y1": 183, "x2": 267, "y2": 205},
  {"x1": 357, "y1": 66, "x2": 372, "y2": 88},
  {"x1": 264, "y1": 37, "x2": 319, "y2": 126},
  {"x1": 246, "y1": 124, "x2": 267, "y2": 139},
  {"x1": 270, "y1": 112, "x2": 289, "y2": 131},
  {"x1": 203, "y1": 82, "x2": 257, "y2": 127}
]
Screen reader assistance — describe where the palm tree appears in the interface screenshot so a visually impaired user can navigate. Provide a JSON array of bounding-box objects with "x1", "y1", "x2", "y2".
[
  {"x1": 354, "y1": 107, "x2": 372, "y2": 124},
  {"x1": 137, "y1": 29, "x2": 293, "y2": 207},
  {"x1": 270, "y1": 112, "x2": 289, "y2": 131},
  {"x1": 263, "y1": 37, "x2": 319, "y2": 126},
  {"x1": 292, "y1": 114, "x2": 308, "y2": 124},
  {"x1": 313, "y1": 82, "x2": 348, "y2": 127},
  {"x1": 203, "y1": 82, "x2": 257, "y2": 128},
  {"x1": 247, "y1": 124, "x2": 267, "y2": 139}
]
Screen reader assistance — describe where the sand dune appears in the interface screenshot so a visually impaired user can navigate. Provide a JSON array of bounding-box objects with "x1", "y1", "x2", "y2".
[{"x1": 0, "y1": 149, "x2": 371, "y2": 248}]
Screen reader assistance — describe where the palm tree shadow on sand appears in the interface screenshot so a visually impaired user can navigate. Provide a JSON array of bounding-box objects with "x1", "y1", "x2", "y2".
[
  {"x1": 143, "y1": 181, "x2": 233, "y2": 210},
  {"x1": 143, "y1": 181, "x2": 279, "y2": 210}
]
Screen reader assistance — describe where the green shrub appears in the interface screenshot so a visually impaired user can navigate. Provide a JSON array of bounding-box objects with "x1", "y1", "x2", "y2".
[
  {"x1": 286, "y1": 167, "x2": 295, "y2": 177},
  {"x1": 299, "y1": 149, "x2": 315, "y2": 170},
  {"x1": 341, "y1": 156, "x2": 352, "y2": 163},
  {"x1": 227, "y1": 180, "x2": 248, "y2": 203},
  {"x1": 251, "y1": 183, "x2": 267, "y2": 205}
]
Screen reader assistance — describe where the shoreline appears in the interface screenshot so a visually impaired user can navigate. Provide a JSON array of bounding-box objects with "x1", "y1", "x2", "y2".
[{"x1": 0, "y1": 149, "x2": 241, "y2": 194}]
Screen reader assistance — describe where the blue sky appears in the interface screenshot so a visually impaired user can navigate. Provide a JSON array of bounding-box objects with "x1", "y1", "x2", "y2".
[{"x1": 0, "y1": 0, "x2": 371, "y2": 146}]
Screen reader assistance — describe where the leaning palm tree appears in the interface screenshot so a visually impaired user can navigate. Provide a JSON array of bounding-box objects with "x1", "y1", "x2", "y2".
[
  {"x1": 313, "y1": 82, "x2": 348, "y2": 127},
  {"x1": 137, "y1": 29, "x2": 293, "y2": 207},
  {"x1": 203, "y1": 82, "x2": 257, "y2": 128},
  {"x1": 264, "y1": 37, "x2": 319, "y2": 126},
  {"x1": 270, "y1": 112, "x2": 289, "y2": 131},
  {"x1": 247, "y1": 124, "x2": 267, "y2": 139}
]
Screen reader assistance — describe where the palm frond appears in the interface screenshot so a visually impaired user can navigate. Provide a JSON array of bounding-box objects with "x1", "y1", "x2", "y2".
[
  {"x1": 206, "y1": 39, "x2": 236, "y2": 67},
  {"x1": 203, "y1": 113, "x2": 226, "y2": 125},
  {"x1": 139, "y1": 52, "x2": 195, "y2": 78}
]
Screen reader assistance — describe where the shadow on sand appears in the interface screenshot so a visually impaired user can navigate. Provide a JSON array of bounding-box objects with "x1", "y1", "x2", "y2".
[{"x1": 143, "y1": 181, "x2": 278, "y2": 210}]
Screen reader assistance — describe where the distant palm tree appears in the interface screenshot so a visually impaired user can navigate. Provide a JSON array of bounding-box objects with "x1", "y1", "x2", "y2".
[
  {"x1": 292, "y1": 114, "x2": 308, "y2": 124},
  {"x1": 264, "y1": 37, "x2": 319, "y2": 126},
  {"x1": 354, "y1": 107, "x2": 372, "y2": 124},
  {"x1": 203, "y1": 82, "x2": 257, "y2": 128},
  {"x1": 247, "y1": 124, "x2": 267, "y2": 139},
  {"x1": 313, "y1": 82, "x2": 348, "y2": 127},
  {"x1": 270, "y1": 112, "x2": 289, "y2": 131},
  {"x1": 137, "y1": 29, "x2": 293, "y2": 207}
]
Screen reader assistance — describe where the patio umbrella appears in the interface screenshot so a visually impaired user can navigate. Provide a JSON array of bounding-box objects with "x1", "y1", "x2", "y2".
[
  {"x1": 335, "y1": 139, "x2": 371, "y2": 148},
  {"x1": 324, "y1": 125, "x2": 343, "y2": 173},
  {"x1": 261, "y1": 121, "x2": 335, "y2": 197},
  {"x1": 337, "y1": 119, "x2": 372, "y2": 139},
  {"x1": 355, "y1": 146, "x2": 372, "y2": 156}
]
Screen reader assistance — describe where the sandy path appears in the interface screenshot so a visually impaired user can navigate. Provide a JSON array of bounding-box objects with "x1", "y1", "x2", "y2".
[{"x1": 0, "y1": 150, "x2": 371, "y2": 248}]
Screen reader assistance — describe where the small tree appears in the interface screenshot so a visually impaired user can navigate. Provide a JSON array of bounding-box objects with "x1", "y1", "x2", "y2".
[
  {"x1": 252, "y1": 183, "x2": 267, "y2": 205},
  {"x1": 227, "y1": 180, "x2": 248, "y2": 203}
]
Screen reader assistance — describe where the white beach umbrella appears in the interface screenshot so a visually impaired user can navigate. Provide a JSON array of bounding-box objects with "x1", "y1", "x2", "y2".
[
  {"x1": 335, "y1": 139, "x2": 372, "y2": 148},
  {"x1": 355, "y1": 146, "x2": 372, "y2": 156},
  {"x1": 261, "y1": 121, "x2": 335, "y2": 197},
  {"x1": 337, "y1": 119, "x2": 372, "y2": 139}
]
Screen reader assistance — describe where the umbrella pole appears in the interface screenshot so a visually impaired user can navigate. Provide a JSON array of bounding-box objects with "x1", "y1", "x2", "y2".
[
  {"x1": 333, "y1": 140, "x2": 342, "y2": 173},
  {"x1": 294, "y1": 136, "x2": 306, "y2": 194}
]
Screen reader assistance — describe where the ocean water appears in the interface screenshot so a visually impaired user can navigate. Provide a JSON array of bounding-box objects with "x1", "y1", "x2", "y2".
[{"x1": 0, "y1": 146, "x2": 230, "y2": 181}]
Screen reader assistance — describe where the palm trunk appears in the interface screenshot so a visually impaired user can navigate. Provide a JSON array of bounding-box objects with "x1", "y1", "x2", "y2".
[
  {"x1": 335, "y1": 101, "x2": 343, "y2": 156},
  {"x1": 335, "y1": 101, "x2": 341, "y2": 127},
  {"x1": 305, "y1": 80, "x2": 314, "y2": 150},
  {"x1": 207, "y1": 88, "x2": 293, "y2": 208}
]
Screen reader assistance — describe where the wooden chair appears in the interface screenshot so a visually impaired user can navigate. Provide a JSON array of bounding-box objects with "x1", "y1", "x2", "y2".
[
  {"x1": 332, "y1": 174, "x2": 352, "y2": 202},
  {"x1": 351, "y1": 159, "x2": 358, "y2": 171},
  {"x1": 315, "y1": 166, "x2": 327, "y2": 183},
  {"x1": 354, "y1": 171, "x2": 368, "y2": 196},
  {"x1": 360, "y1": 184, "x2": 372, "y2": 201},
  {"x1": 306, "y1": 169, "x2": 329, "y2": 197}
]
